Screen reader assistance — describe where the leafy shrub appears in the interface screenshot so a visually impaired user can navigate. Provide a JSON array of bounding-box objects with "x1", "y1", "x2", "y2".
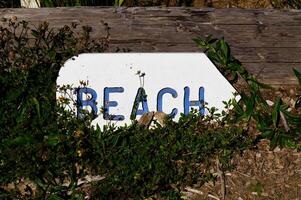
[
  {"x1": 85, "y1": 111, "x2": 252, "y2": 198},
  {"x1": 0, "y1": 18, "x2": 109, "y2": 199},
  {"x1": 194, "y1": 36, "x2": 301, "y2": 150}
]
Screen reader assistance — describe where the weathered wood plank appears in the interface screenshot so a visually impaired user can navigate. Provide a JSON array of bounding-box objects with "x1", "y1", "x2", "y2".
[
  {"x1": 245, "y1": 63, "x2": 301, "y2": 86},
  {"x1": 1, "y1": 7, "x2": 301, "y2": 86}
]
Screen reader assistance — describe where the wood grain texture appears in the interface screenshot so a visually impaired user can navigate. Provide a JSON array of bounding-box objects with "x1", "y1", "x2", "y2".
[{"x1": 1, "y1": 7, "x2": 301, "y2": 86}]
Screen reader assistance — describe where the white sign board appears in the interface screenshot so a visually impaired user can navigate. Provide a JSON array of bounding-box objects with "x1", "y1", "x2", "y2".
[{"x1": 57, "y1": 53, "x2": 237, "y2": 126}]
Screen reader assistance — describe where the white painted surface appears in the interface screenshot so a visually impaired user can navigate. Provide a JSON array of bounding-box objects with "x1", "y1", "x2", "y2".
[
  {"x1": 57, "y1": 53, "x2": 238, "y2": 126},
  {"x1": 21, "y1": 0, "x2": 40, "y2": 8}
]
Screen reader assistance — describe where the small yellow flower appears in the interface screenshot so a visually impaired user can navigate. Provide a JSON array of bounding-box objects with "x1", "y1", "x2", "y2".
[
  {"x1": 42, "y1": 153, "x2": 47, "y2": 161},
  {"x1": 58, "y1": 96, "x2": 66, "y2": 103},
  {"x1": 74, "y1": 130, "x2": 83, "y2": 138},
  {"x1": 77, "y1": 149, "x2": 83, "y2": 157}
]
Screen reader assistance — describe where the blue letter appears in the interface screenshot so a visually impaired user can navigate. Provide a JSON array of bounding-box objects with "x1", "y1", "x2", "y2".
[
  {"x1": 76, "y1": 87, "x2": 98, "y2": 118},
  {"x1": 184, "y1": 86, "x2": 205, "y2": 116},
  {"x1": 157, "y1": 87, "x2": 178, "y2": 118},
  {"x1": 130, "y1": 87, "x2": 149, "y2": 120},
  {"x1": 103, "y1": 87, "x2": 125, "y2": 121}
]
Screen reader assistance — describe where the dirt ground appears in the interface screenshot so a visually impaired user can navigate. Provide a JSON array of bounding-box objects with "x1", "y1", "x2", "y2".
[{"x1": 182, "y1": 140, "x2": 301, "y2": 200}]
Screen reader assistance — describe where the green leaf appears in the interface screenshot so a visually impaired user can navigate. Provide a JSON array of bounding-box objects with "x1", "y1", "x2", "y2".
[
  {"x1": 272, "y1": 98, "x2": 281, "y2": 127},
  {"x1": 231, "y1": 99, "x2": 243, "y2": 116},
  {"x1": 5, "y1": 88, "x2": 23, "y2": 102},
  {"x1": 31, "y1": 30, "x2": 39, "y2": 37},
  {"x1": 270, "y1": 131, "x2": 279, "y2": 150},
  {"x1": 261, "y1": 130, "x2": 273, "y2": 139},
  {"x1": 4, "y1": 136, "x2": 35, "y2": 146},
  {"x1": 47, "y1": 135, "x2": 60, "y2": 146},
  {"x1": 281, "y1": 106, "x2": 301, "y2": 125},
  {"x1": 207, "y1": 51, "x2": 220, "y2": 64},
  {"x1": 48, "y1": 194, "x2": 65, "y2": 200},
  {"x1": 192, "y1": 37, "x2": 207, "y2": 48},
  {"x1": 219, "y1": 39, "x2": 230, "y2": 62},
  {"x1": 207, "y1": 36, "x2": 218, "y2": 44},
  {"x1": 240, "y1": 92, "x2": 254, "y2": 120},
  {"x1": 31, "y1": 97, "x2": 41, "y2": 121},
  {"x1": 293, "y1": 68, "x2": 301, "y2": 86},
  {"x1": 35, "y1": 177, "x2": 47, "y2": 191},
  {"x1": 284, "y1": 138, "x2": 296, "y2": 148},
  {"x1": 115, "y1": 0, "x2": 125, "y2": 6}
]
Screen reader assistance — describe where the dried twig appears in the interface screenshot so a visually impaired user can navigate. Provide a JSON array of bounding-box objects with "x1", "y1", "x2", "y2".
[
  {"x1": 184, "y1": 187, "x2": 203, "y2": 195},
  {"x1": 216, "y1": 159, "x2": 226, "y2": 200},
  {"x1": 280, "y1": 111, "x2": 290, "y2": 133},
  {"x1": 208, "y1": 193, "x2": 221, "y2": 200}
]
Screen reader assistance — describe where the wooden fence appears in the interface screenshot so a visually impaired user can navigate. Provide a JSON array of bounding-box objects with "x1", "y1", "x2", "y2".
[{"x1": 1, "y1": 7, "x2": 301, "y2": 86}]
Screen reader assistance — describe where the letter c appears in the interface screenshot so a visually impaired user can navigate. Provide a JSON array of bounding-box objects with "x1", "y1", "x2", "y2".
[{"x1": 157, "y1": 87, "x2": 178, "y2": 118}]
